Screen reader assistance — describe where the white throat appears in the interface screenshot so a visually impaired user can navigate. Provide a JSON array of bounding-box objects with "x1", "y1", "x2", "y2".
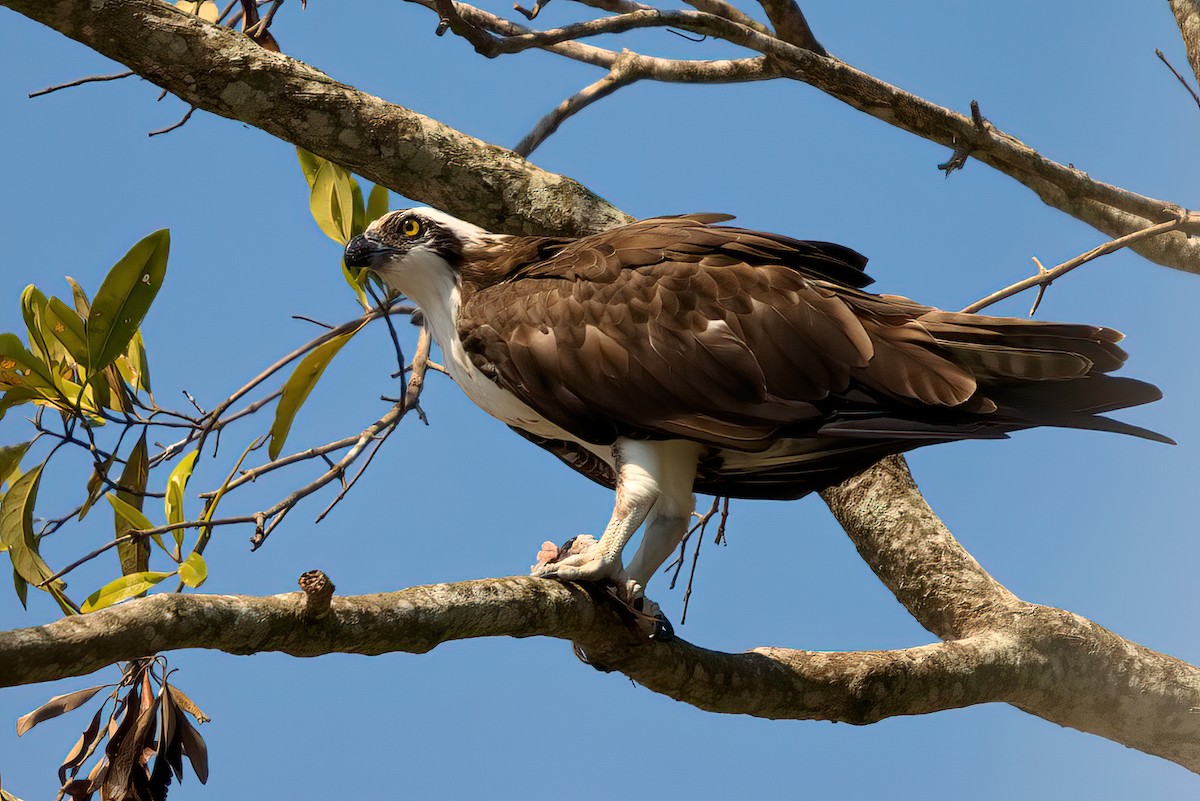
[
  {"x1": 378, "y1": 246, "x2": 463, "y2": 356},
  {"x1": 378, "y1": 246, "x2": 590, "y2": 450}
]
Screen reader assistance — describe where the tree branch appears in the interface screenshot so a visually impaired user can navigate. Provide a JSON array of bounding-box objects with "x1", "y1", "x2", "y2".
[
  {"x1": 6, "y1": 0, "x2": 1200, "y2": 274},
  {"x1": 401, "y1": 0, "x2": 1200, "y2": 275},
  {"x1": 0, "y1": 576, "x2": 1196, "y2": 771},
  {"x1": 1169, "y1": 0, "x2": 1200, "y2": 91},
  {"x1": 0, "y1": 0, "x2": 628, "y2": 237}
]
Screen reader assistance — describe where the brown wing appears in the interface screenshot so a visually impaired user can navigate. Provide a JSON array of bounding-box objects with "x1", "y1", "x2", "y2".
[{"x1": 457, "y1": 217, "x2": 983, "y2": 450}]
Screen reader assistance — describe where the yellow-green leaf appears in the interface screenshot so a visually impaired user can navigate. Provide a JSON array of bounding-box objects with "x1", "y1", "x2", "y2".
[
  {"x1": 309, "y1": 161, "x2": 355, "y2": 244},
  {"x1": 21, "y1": 285, "x2": 63, "y2": 368},
  {"x1": 197, "y1": 437, "x2": 258, "y2": 552},
  {"x1": 0, "y1": 387, "x2": 41, "y2": 423},
  {"x1": 268, "y1": 330, "x2": 357, "y2": 460},
  {"x1": 107, "y1": 493, "x2": 154, "y2": 532},
  {"x1": 366, "y1": 183, "x2": 389, "y2": 225},
  {"x1": 296, "y1": 147, "x2": 322, "y2": 189},
  {"x1": 0, "y1": 333, "x2": 56, "y2": 392},
  {"x1": 86, "y1": 229, "x2": 169, "y2": 378},
  {"x1": 178, "y1": 552, "x2": 207, "y2": 588},
  {"x1": 340, "y1": 260, "x2": 370, "y2": 309},
  {"x1": 116, "y1": 330, "x2": 152, "y2": 393},
  {"x1": 80, "y1": 571, "x2": 173, "y2": 613},
  {"x1": 65, "y1": 276, "x2": 91, "y2": 316},
  {"x1": 164, "y1": 450, "x2": 199, "y2": 533},
  {"x1": 0, "y1": 465, "x2": 64, "y2": 591},
  {"x1": 43, "y1": 297, "x2": 89, "y2": 366}
]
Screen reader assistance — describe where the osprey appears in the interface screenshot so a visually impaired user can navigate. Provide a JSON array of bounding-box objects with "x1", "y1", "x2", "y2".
[{"x1": 345, "y1": 208, "x2": 1167, "y2": 611}]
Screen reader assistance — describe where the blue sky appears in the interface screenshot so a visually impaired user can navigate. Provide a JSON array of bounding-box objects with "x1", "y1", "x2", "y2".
[{"x1": 1, "y1": 1, "x2": 1197, "y2": 798}]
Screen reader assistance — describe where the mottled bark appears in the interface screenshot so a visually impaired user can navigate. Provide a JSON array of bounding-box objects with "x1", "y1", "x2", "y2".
[
  {"x1": 1, "y1": 577, "x2": 1197, "y2": 771},
  {"x1": 1170, "y1": 0, "x2": 1200, "y2": 90}
]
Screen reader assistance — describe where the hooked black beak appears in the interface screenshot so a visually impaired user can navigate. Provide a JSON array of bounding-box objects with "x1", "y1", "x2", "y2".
[{"x1": 344, "y1": 234, "x2": 386, "y2": 270}]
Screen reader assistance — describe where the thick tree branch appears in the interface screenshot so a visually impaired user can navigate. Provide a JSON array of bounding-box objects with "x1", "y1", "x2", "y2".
[
  {"x1": 0, "y1": 0, "x2": 628, "y2": 237},
  {"x1": 404, "y1": 0, "x2": 1200, "y2": 275},
  {"x1": 1, "y1": 577, "x2": 1196, "y2": 771},
  {"x1": 5, "y1": 0, "x2": 1200, "y2": 273},
  {"x1": 1170, "y1": 0, "x2": 1200, "y2": 90}
]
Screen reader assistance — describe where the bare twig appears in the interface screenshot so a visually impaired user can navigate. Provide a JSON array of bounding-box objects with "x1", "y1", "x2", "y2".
[
  {"x1": 194, "y1": 301, "x2": 412, "y2": 457},
  {"x1": 250, "y1": 402, "x2": 408, "y2": 549},
  {"x1": 516, "y1": 51, "x2": 639, "y2": 156},
  {"x1": 147, "y1": 105, "x2": 197, "y2": 137},
  {"x1": 1155, "y1": 48, "x2": 1200, "y2": 111},
  {"x1": 963, "y1": 212, "x2": 1200, "y2": 314},
  {"x1": 402, "y1": 326, "x2": 433, "y2": 418},
  {"x1": 29, "y1": 70, "x2": 134, "y2": 98},
  {"x1": 513, "y1": 0, "x2": 550, "y2": 21}
]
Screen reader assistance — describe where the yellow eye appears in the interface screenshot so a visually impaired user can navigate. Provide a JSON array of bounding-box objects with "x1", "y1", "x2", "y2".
[{"x1": 402, "y1": 218, "x2": 421, "y2": 237}]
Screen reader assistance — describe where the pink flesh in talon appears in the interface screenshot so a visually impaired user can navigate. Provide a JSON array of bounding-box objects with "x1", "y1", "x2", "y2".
[{"x1": 535, "y1": 541, "x2": 560, "y2": 566}]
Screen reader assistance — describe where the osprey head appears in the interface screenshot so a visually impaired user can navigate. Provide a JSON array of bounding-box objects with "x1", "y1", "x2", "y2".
[{"x1": 343, "y1": 207, "x2": 500, "y2": 301}]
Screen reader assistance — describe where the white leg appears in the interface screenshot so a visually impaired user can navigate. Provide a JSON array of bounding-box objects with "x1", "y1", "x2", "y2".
[
  {"x1": 530, "y1": 439, "x2": 662, "y2": 583},
  {"x1": 626, "y1": 443, "x2": 700, "y2": 591}
]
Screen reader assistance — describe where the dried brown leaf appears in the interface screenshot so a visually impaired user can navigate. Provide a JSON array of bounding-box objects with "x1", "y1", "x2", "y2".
[
  {"x1": 58, "y1": 704, "x2": 108, "y2": 784},
  {"x1": 165, "y1": 685, "x2": 209, "y2": 724},
  {"x1": 176, "y1": 713, "x2": 209, "y2": 784},
  {"x1": 17, "y1": 685, "x2": 108, "y2": 736}
]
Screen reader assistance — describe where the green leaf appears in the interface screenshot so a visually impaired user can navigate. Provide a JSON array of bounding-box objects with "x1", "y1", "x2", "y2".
[
  {"x1": 0, "y1": 333, "x2": 56, "y2": 392},
  {"x1": 340, "y1": 260, "x2": 370, "y2": 310},
  {"x1": 116, "y1": 330, "x2": 152, "y2": 394},
  {"x1": 0, "y1": 465, "x2": 63, "y2": 591},
  {"x1": 114, "y1": 432, "x2": 151, "y2": 573},
  {"x1": 178, "y1": 552, "x2": 207, "y2": 588},
  {"x1": 80, "y1": 571, "x2": 173, "y2": 613},
  {"x1": 197, "y1": 437, "x2": 258, "y2": 552},
  {"x1": 107, "y1": 493, "x2": 154, "y2": 532},
  {"x1": 43, "y1": 297, "x2": 89, "y2": 365},
  {"x1": 309, "y1": 161, "x2": 355, "y2": 244},
  {"x1": 86, "y1": 229, "x2": 169, "y2": 377},
  {"x1": 366, "y1": 183, "x2": 389, "y2": 225},
  {"x1": 21, "y1": 285, "x2": 62, "y2": 368},
  {"x1": 0, "y1": 387, "x2": 44, "y2": 424},
  {"x1": 296, "y1": 147, "x2": 322, "y2": 189},
  {"x1": 12, "y1": 568, "x2": 27, "y2": 609},
  {"x1": 164, "y1": 449, "x2": 199, "y2": 549},
  {"x1": 269, "y1": 330, "x2": 358, "y2": 460},
  {"x1": 0, "y1": 441, "x2": 31, "y2": 488},
  {"x1": 65, "y1": 276, "x2": 91, "y2": 316}
]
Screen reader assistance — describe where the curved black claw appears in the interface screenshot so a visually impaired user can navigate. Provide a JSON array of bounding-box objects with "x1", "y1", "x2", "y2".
[{"x1": 650, "y1": 612, "x2": 674, "y2": 642}]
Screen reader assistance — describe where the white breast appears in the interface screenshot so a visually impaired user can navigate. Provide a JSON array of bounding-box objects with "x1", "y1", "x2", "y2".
[{"x1": 377, "y1": 242, "x2": 612, "y2": 465}]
